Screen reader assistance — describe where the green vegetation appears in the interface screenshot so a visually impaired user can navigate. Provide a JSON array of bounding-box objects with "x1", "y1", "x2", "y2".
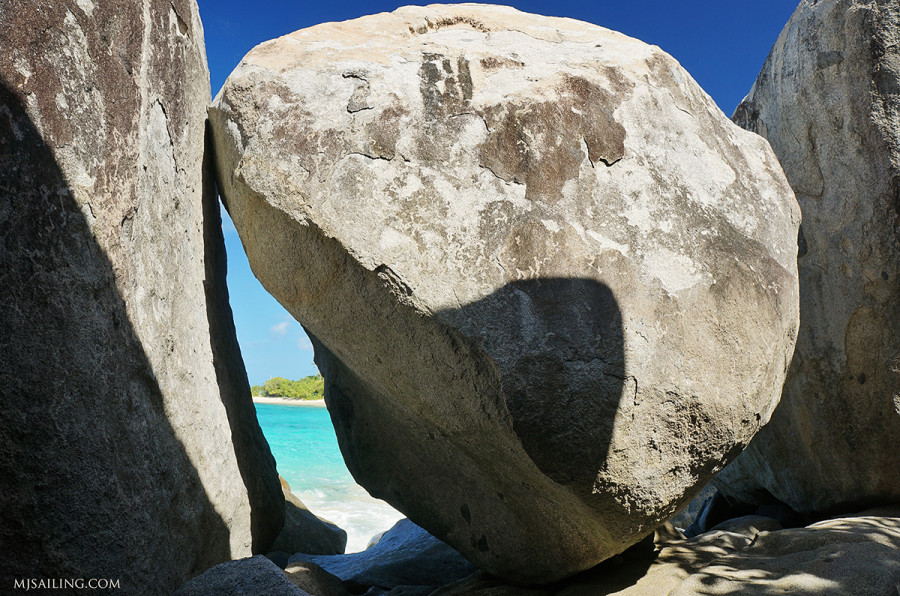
[{"x1": 251, "y1": 375, "x2": 325, "y2": 400}]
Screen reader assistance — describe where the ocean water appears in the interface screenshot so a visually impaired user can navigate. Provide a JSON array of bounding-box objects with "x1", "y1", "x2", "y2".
[{"x1": 254, "y1": 402, "x2": 404, "y2": 552}]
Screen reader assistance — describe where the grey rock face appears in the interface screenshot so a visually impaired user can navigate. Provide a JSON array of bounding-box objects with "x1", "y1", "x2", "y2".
[
  {"x1": 708, "y1": 515, "x2": 783, "y2": 536},
  {"x1": 555, "y1": 508, "x2": 900, "y2": 596},
  {"x1": 272, "y1": 477, "x2": 348, "y2": 555},
  {"x1": 716, "y1": 0, "x2": 900, "y2": 514},
  {"x1": 210, "y1": 4, "x2": 800, "y2": 583},
  {"x1": 417, "y1": 509, "x2": 900, "y2": 595},
  {"x1": 288, "y1": 519, "x2": 476, "y2": 591},
  {"x1": 284, "y1": 561, "x2": 352, "y2": 596},
  {"x1": 669, "y1": 483, "x2": 718, "y2": 532},
  {"x1": 0, "y1": 1, "x2": 282, "y2": 592},
  {"x1": 175, "y1": 556, "x2": 309, "y2": 596}
]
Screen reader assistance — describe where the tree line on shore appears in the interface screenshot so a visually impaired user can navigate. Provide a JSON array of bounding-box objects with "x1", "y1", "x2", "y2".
[{"x1": 251, "y1": 375, "x2": 324, "y2": 400}]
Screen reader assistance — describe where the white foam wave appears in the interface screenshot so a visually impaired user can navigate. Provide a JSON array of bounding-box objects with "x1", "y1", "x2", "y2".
[{"x1": 297, "y1": 484, "x2": 405, "y2": 553}]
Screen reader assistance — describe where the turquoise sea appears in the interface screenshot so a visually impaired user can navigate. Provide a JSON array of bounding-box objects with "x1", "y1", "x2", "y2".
[{"x1": 254, "y1": 402, "x2": 403, "y2": 552}]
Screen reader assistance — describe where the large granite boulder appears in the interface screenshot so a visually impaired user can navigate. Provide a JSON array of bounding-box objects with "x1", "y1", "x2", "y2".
[
  {"x1": 0, "y1": 1, "x2": 283, "y2": 592},
  {"x1": 210, "y1": 4, "x2": 800, "y2": 583},
  {"x1": 716, "y1": 0, "x2": 900, "y2": 513}
]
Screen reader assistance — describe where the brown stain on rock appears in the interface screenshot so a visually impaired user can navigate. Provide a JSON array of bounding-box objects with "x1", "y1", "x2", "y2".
[
  {"x1": 479, "y1": 56, "x2": 524, "y2": 70},
  {"x1": 478, "y1": 75, "x2": 627, "y2": 204},
  {"x1": 416, "y1": 53, "x2": 475, "y2": 162},
  {"x1": 409, "y1": 15, "x2": 491, "y2": 35},
  {"x1": 419, "y1": 53, "x2": 474, "y2": 119},
  {"x1": 364, "y1": 103, "x2": 408, "y2": 161}
]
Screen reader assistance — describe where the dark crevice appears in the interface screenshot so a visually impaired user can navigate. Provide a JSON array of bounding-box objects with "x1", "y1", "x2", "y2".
[{"x1": 203, "y1": 121, "x2": 284, "y2": 554}]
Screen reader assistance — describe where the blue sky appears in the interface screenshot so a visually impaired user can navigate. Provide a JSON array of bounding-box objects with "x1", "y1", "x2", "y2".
[{"x1": 198, "y1": 0, "x2": 799, "y2": 385}]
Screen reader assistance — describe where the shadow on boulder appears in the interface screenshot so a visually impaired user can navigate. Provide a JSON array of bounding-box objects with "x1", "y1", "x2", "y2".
[
  {"x1": 313, "y1": 276, "x2": 626, "y2": 582},
  {"x1": 441, "y1": 277, "x2": 625, "y2": 495}
]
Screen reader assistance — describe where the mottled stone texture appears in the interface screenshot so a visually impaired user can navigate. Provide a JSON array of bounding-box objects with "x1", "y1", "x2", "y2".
[
  {"x1": 175, "y1": 556, "x2": 310, "y2": 596},
  {"x1": 288, "y1": 519, "x2": 477, "y2": 591},
  {"x1": 0, "y1": 1, "x2": 283, "y2": 592},
  {"x1": 210, "y1": 4, "x2": 799, "y2": 583},
  {"x1": 558, "y1": 509, "x2": 900, "y2": 596},
  {"x1": 716, "y1": 0, "x2": 900, "y2": 514},
  {"x1": 273, "y1": 477, "x2": 347, "y2": 555},
  {"x1": 406, "y1": 511, "x2": 900, "y2": 595}
]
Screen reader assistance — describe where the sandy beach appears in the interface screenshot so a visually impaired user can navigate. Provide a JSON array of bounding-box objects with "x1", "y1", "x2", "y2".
[{"x1": 252, "y1": 396, "x2": 327, "y2": 407}]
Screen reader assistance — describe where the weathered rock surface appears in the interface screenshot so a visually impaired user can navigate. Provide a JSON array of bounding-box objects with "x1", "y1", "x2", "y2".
[
  {"x1": 433, "y1": 507, "x2": 900, "y2": 595},
  {"x1": 175, "y1": 556, "x2": 309, "y2": 596},
  {"x1": 708, "y1": 515, "x2": 783, "y2": 536},
  {"x1": 210, "y1": 4, "x2": 800, "y2": 582},
  {"x1": 284, "y1": 560, "x2": 353, "y2": 596},
  {"x1": 550, "y1": 508, "x2": 900, "y2": 596},
  {"x1": 288, "y1": 519, "x2": 477, "y2": 591},
  {"x1": 272, "y1": 476, "x2": 348, "y2": 555},
  {"x1": 0, "y1": 1, "x2": 283, "y2": 592},
  {"x1": 432, "y1": 574, "x2": 550, "y2": 596},
  {"x1": 716, "y1": 0, "x2": 900, "y2": 514}
]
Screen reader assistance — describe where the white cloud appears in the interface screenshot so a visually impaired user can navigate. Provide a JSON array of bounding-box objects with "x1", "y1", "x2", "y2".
[{"x1": 270, "y1": 321, "x2": 290, "y2": 337}]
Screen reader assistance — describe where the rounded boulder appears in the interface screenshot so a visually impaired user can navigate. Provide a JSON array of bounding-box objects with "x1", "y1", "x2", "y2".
[{"x1": 210, "y1": 4, "x2": 800, "y2": 583}]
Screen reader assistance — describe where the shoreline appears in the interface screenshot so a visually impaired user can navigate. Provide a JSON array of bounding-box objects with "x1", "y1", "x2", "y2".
[{"x1": 252, "y1": 396, "x2": 327, "y2": 408}]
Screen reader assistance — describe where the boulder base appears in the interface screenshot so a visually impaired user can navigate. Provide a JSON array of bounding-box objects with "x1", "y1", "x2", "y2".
[{"x1": 431, "y1": 508, "x2": 900, "y2": 596}]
